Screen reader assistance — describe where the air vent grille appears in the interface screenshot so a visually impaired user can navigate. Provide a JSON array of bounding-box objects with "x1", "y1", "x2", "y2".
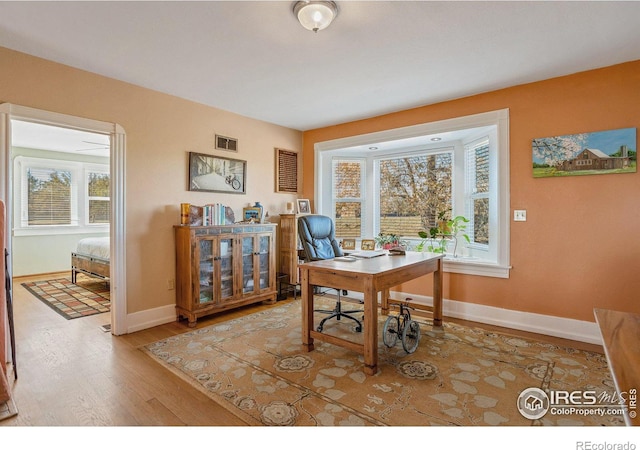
[{"x1": 216, "y1": 135, "x2": 238, "y2": 152}]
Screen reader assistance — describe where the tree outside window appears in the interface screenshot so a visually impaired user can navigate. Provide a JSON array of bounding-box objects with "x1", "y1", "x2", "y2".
[
  {"x1": 27, "y1": 168, "x2": 71, "y2": 225},
  {"x1": 379, "y1": 153, "x2": 452, "y2": 238},
  {"x1": 88, "y1": 172, "x2": 110, "y2": 224}
]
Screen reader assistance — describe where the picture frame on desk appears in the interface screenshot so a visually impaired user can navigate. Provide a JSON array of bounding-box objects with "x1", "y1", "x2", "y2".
[
  {"x1": 361, "y1": 239, "x2": 375, "y2": 250},
  {"x1": 297, "y1": 199, "x2": 311, "y2": 214},
  {"x1": 341, "y1": 239, "x2": 356, "y2": 250}
]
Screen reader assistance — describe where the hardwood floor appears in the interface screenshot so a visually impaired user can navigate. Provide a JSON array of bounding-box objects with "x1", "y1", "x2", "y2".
[
  {"x1": 2, "y1": 272, "x2": 249, "y2": 427},
  {"x1": 1, "y1": 273, "x2": 603, "y2": 428}
]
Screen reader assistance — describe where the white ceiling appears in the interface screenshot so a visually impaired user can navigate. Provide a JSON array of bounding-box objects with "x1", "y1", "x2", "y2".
[
  {"x1": 11, "y1": 120, "x2": 110, "y2": 157},
  {"x1": 1, "y1": 1, "x2": 640, "y2": 133}
]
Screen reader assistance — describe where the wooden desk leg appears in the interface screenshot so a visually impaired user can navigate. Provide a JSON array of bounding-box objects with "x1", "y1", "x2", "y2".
[
  {"x1": 300, "y1": 268, "x2": 314, "y2": 352},
  {"x1": 381, "y1": 288, "x2": 390, "y2": 315},
  {"x1": 433, "y1": 258, "x2": 443, "y2": 329},
  {"x1": 363, "y1": 283, "x2": 378, "y2": 375}
]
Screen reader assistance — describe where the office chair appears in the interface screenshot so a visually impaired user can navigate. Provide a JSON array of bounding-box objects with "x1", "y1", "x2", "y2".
[{"x1": 297, "y1": 214, "x2": 363, "y2": 333}]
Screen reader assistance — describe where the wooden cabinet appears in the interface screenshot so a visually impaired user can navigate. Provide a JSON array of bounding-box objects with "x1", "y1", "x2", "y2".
[
  {"x1": 278, "y1": 214, "x2": 301, "y2": 285},
  {"x1": 174, "y1": 224, "x2": 277, "y2": 326}
]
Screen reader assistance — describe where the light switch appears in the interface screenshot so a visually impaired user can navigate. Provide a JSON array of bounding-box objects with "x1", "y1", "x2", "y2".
[{"x1": 514, "y1": 210, "x2": 527, "y2": 221}]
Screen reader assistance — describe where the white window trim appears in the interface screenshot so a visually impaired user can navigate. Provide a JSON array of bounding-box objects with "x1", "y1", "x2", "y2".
[
  {"x1": 13, "y1": 156, "x2": 109, "y2": 236},
  {"x1": 332, "y1": 157, "x2": 366, "y2": 237},
  {"x1": 465, "y1": 136, "x2": 491, "y2": 252},
  {"x1": 315, "y1": 109, "x2": 511, "y2": 278},
  {"x1": 85, "y1": 165, "x2": 110, "y2": 226}
]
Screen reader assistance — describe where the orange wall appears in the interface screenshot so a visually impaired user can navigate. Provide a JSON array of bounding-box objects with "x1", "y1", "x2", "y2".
[{"x1": 303, "y1": 60, "x2": 640, "y2": 323}]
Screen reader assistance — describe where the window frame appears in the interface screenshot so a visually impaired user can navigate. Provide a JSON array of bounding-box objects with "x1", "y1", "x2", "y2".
[
  {"x1": 331, "y1": 157, "x2": 366, "y2": 239},
  {"x1": 85, "y1": 166, "x2": 111, "y2": 225},
  {"x1": 315, "y1": 109, "x2": 510, "y2": 278},
  {"x1": 373, "y1": 146, "x2": 455, "y2": 239},
  {"x1": 13, "y1": 155, "x2": 110, "y2": 236},
  {"x1": 464, "y1": 136, "x2": 491, "y2": 244}
]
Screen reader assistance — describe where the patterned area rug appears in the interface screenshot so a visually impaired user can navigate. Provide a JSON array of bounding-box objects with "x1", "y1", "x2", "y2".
[
  {"x1": 142, "y1": 299, "x2": 622, "y2": 426},
  {"x1": 22, "y1": 275, "x2": 110, "y2": 320}
]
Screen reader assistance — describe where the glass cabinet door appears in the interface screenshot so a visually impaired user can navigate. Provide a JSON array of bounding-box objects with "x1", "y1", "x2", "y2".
[
  {"x1": 198, "y1": 238, "x2": 215, "y2": 305},
  {"x1": 242, "y1": 235, "x2": 256, "y2": 294},
  {"x1": 258, "y1": 234, "x2": 272, "y2": 290},
  {"x1": 218, "y1": 237, "x2": 234, "y2": 301}
]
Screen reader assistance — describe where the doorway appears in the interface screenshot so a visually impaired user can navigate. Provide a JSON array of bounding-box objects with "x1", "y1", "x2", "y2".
[{"x1": 0, "y1": 103, "x2": 126, "y2": 337}]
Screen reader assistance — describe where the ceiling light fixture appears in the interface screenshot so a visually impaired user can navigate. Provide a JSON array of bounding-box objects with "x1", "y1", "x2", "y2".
[{"x1": 293, "y1": 1, "x2": 338, "y2": 33}]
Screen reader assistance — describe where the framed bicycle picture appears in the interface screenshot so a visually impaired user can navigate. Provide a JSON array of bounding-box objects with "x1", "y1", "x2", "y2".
[{"x1": 188, "y1": 152, "x2": 246, "y2": 194}]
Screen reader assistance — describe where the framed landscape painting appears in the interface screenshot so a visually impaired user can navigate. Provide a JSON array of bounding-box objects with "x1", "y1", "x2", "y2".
[{"x1": 532, "y1": 127, "x2": 636, "y2": 178}]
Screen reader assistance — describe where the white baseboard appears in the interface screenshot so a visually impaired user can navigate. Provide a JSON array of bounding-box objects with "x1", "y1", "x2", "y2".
[
  {"x1": 125, "y1": 304, "x2": 176, "y2": 334},
  {"x1": 388, "y1": 291, "x2": 603, "y2": 346},
  {"x1": 122, "y1": 294, "x2": 604, "y2": 347}
]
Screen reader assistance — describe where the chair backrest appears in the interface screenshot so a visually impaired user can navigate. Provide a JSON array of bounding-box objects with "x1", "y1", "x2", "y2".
[{"x1": 297, "y1": 214, "x2": 343, "y2": 261}]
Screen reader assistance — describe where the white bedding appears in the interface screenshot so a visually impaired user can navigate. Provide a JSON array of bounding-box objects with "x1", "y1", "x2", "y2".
[{"x1": 75, "y1": 237, "x2": 110, "y2": 260}]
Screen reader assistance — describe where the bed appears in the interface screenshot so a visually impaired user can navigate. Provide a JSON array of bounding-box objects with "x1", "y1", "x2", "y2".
[{"x1": 71, "y1": 237, "x2": 110, "y2": 283}]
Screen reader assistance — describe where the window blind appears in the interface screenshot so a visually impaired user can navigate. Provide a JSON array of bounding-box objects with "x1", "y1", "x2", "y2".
[
  {"x1": 25, "y1": 167, "x2": 75, "y2": 226},
  {"x1": 465, "y1": 142, "x2": 490, "y2": 245},
  {"x1": 332, "y1": 159, "x2": 363, "y2": 237}
]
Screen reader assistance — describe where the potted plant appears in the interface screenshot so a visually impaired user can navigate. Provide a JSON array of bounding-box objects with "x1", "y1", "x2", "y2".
[
  {"x1": 374, "y1": 232, "x2": 405, "y2": 250},
  {"x1": 447, "y1": 215, "x2": 470, "y2": 258},
  {"x1": 416, "y1": 212, "x2": 470, "y2": 257},
  {"x1": 416, "y1": 227, "x2": 447, "y2": 253},
  {"x1": 416, "y1": 210, "x2": 449, "y2": 253},
  {"x1": 436, "y1": 210, "x2": 450, "y2": 234}
]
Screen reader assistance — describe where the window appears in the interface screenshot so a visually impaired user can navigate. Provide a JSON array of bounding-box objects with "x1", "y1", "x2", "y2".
[
  {"x1": 378, "y1": 151, "x2": 453, "y2": 238},
  {"x1": 465, "y1": 139, "x2": 490, "y2": 246},
  {"x1": 332, "y1": 159, "x2": 364, "y2": 238},
  {"x1": 316, "y1": 109, "x2": 510, "y2": 278},
  {"x1": 26, "y1": 166, "x2": 73, "y2": 226},
  {"x1": 87, "y1": 170, "x2": 110, "y2": 224},
  {"x1": 14, "y1": 156, "x2": 110, "y2": 234}
]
